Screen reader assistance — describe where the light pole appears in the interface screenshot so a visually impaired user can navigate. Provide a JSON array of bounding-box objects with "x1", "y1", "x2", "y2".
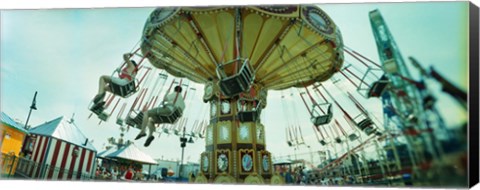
[
  {"x1": 24, "y1": 91, "x2": 38, "y2": 130},
  {"x1": 20, "y1": 91, "x2": 38, "y2": 156},
  {"x1": 178, "y1": 125, "x2": 194, "y2": 181}
]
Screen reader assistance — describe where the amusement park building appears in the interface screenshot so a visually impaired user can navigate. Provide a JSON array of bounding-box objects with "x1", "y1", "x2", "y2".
[
  {"x1": 19, "y1": 116, "x2": 97, "y2": 180},
  {"x1": 1, "y1": 112, "x2": 29, "y2": 175},
  {"x1": 1, "y1": 112, "x2": 28, "y2": 156}
]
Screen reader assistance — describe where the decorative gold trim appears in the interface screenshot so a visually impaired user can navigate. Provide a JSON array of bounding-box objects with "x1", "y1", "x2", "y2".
[
  {"x1": 193, "y1": 172, "x2": 208, "y2": 183},
  {"x1": 244, "y1": 173, "x2": 265, "y2": 184},
  {"x1": 270, "y1": 173, "x2": 285, "y2": 185},
  {"x1": 213, "y1": 174, "x2": 236, "y2": 184},
  {"x1": 246, "y1": 6, "x2": 299, "y2": 20}
]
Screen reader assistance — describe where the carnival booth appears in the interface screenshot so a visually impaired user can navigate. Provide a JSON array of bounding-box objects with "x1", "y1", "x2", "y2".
[
  {"x1": 15, "y1": 116, "x2": 97, "y2": 180},
  {"x1": 1, "y1": 112, "x2": 29, "y2": 175},
  {"x1": 101, "y1": 143, "x2": 157, "y2": 180}
]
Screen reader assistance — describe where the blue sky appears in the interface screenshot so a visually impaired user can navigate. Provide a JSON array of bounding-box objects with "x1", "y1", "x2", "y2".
[{"x1": 1, "y1": 2, "x2": 470, "y2": 165}]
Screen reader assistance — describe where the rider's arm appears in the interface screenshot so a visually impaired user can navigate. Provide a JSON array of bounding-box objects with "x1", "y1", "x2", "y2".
[{"x1": 123, "y1": 53, "x2": 134, "y2": 68}]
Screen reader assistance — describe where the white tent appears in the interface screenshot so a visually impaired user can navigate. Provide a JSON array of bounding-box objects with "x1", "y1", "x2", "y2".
[
  {"x1": 105, "y1": 143, "x2": 157, "y2": 165},
  {"x1": 25, "y1": 116, "x2": 97, "y2": 180}
]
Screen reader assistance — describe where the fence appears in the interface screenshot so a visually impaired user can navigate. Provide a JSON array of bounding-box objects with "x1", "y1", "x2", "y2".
[{"x1": 1, "y1": 153, "x2": 94, "y2": 180}]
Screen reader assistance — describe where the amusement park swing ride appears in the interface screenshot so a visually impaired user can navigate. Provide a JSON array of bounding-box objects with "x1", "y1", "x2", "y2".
[{"x1": 87, "y1": 5, "x2": 467, "y2": 186}]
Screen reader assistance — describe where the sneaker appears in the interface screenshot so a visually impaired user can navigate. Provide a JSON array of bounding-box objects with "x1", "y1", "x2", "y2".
[
  {"x1": 93, "y1": 93, "x2": 106, "y2": 104},
  {"x1": 135, "y1": 133, "x2": 147, "y2": 140},
  {"x1": 144, "y1": 136, "x2": 155, "y2": 147}
]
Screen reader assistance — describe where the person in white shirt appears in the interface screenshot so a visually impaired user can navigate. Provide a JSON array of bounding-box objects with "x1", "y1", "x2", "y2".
[
  {"x1": 111, "y1": 167, "x2": 119, "y2": 180},
  {"x1": 135, "y1": 85, "x2": 185, "y2": 147}
]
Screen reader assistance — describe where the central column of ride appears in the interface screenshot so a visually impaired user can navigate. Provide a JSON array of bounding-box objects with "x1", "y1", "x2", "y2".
[
  {"x1": 139, "y1": 5, "x2": 344, "y2": 184},
  {"x1": 196, "y1": 83, "x2": 282, "y2": 184}
]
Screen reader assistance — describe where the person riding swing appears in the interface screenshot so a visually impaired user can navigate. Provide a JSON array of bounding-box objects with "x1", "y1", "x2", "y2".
[
  {"x1": 135, "y1": 85, "x2": 186, "y2": 147},
  {"x1": 92, "y1": 53, "x2": 139, "y2": 110}
]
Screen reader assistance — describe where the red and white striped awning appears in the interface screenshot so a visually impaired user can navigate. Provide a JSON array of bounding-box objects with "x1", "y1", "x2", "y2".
[{"x1": 29, "y1": 116, "x2": 96, "y2": 152}]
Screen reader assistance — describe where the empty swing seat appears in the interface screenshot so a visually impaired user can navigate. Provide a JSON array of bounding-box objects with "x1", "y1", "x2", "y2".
[
  {"x1": 110, "y1": 80, "x2": 137, "y2": 98},
  {"x1": 89, "y1": 102, "x2": 109, "y2": 121},
  {"x1": 348, "y1": 133, "x2": 359, "y2": 141},
  {"x1": 163, "y1": 128, "x2": 171, "y2": 134},
  {"x1": 311, "y1": 104, "x2": 333, "y2": 126},
  {"x1": 116, "y1": 118, "x2": 124, "y2": 126},
  {"x1": 356, "y1": 118, "x2": 375, "y2": 135},
  {"x1": 152, "y1": 108, "x2": 183, "y2": 124},
  {"x1": 335, "y1": 137, "x2": 343, "y2": 144},
  {"x1": 367, "y1": 75, "x2": 389, "y2": 98},
  {"x1": 423, "y1": 95, "x2": 436, "y2": 110},
  {"x1": 237, "y1": 110, "x2": 260, "y2": 122},
  {"x1": 237, "y1": 100, "x2": 261, "y2": 122},
  {"x1": 90, "y1": 105, "x2": 104, "y2": 116},
  {"x1": 319, "y1": 139, "x2": 328, "y2": 146},
  {"x1": 287, "y1": 141, "x2": 293, "y2": 147},
  {"x1": 125, "y1": 112, "x2": 144, "y2": 128},
  {"x1": 98, "y1": 112, "x2": 110, "y2": 122},
  {"x1": 217, "y1": 59, "x2": 254, "y2": 97}
]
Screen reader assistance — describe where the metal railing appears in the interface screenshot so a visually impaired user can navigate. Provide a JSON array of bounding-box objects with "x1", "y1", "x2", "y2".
[{"x1": 1, "y1": 153, "x2": 94, "y2": 180}]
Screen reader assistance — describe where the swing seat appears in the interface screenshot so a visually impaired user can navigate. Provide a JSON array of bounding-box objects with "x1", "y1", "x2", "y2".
[
  {"x1": 319, "y1": 140, "x2": 328, "y2": 146},
  {"x1": 110, "y1": 80, "x2": 137, "y2": 98},
  {"x1": 190, "y1": 132, "x2": 197, "y2": 138},
  {"x1": 217, "y1": 58, "x2": 254, "y2": 97},
  {"x1": 356, "y1": 118, "x2": 376, "y2": 135},
  {"x1": 163, "y1": 128, "x2": 171, "y2": 134},
  {"x1": 89, "y1": 102, "x2": 109, "y2": 121},
  {"x1": 125, "y1": 112, "x2": 144, "y2": 128},
  {"x1": 237, "y1": 98, "x2": 262, "y2": 122},
  {"x1": 311, "y1": 104, "x2": 333, "y2": 126},
  {"x1": 287, "y1": 141, "x2": 293, "y2": 147},
  {"x1": 363, "y1": 127, "x2": 376, "y2": 136},
  {"x1": 356, "y1": 118, "x2": 373, "y2": 130},
  {"x1": 237, "y1": 100, "x2": 261, "y2": 122},
  {"x1": 237, "y1": 111, "x2": 259, "y2": 122},
  {"x1": 367, "y1": 75, "x2": 389, "y2": 98},
  {"x1": 423, "y1": 95, "x2": 436, "y2": 110},
  {"x1": 116, "y1": 118, "x2": 124, "y2": 126},
  {"x1": 89, "y1": 101, "x2": 105, "y2": 114},
  {"x1": 348, "y1": 133, "x2": 359, "y2": 141},
  {"x1": 151, "y1": 108, "x2": 183, "y2": 124},
  {"x1": 334, "y1": 137, "x2": 343, "y2": 144},
  {"x1": 98, "y1": 112, "x2": 110, "y2": 122}
]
